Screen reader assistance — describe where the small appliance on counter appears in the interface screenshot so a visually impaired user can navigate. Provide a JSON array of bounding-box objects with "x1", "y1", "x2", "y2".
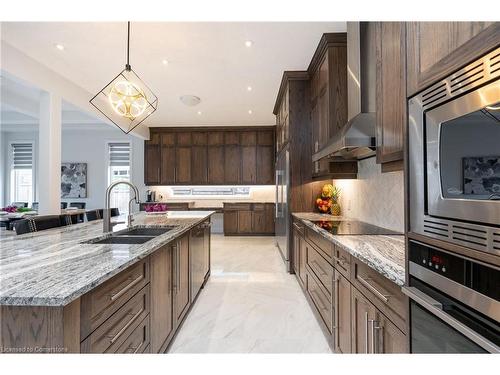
[{"x1": 146, "y1": 190, "x2": 156, "y2": 203}]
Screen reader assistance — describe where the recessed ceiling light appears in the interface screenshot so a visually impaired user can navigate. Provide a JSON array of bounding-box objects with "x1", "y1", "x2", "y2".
[
  {"x1": 55, "y1": 43, "x2": 65, "y2": 51},
  {"x1": 248, "y1": 110, "x2": 253, "y2": 115},
  {"x1": 247, "y1": 86, "x2": 252, "y2": 91},
  {"x1": 162, "y1": 59, "x2": 169, "y2": 65},
  {"x1": 245, "y1": 40, "x2": 253, "y2": 47},
  {"x1": 197, "y1": 111, "x2": 202, "y2": 115}
]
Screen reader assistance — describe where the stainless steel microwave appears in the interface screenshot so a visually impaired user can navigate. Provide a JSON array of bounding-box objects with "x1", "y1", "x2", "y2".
[{"x1": 409, "y1": 47, "x2": 500, "y2": 256}]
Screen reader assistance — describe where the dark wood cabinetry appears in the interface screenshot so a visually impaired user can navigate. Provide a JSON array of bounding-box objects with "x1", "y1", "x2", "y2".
[
  {"x1": 292, "y1": 219, "x2": 408, "y2": 353},
  {"x1": 150, "y1": 243, "x2": 173, "y2": 353},
  {"x1": 375, "y1": 22, "x2": 406, "y2": 171},
  {"x1": 145, "y1": 127, "x2": 275, "y2": 186},
  {"x1": 406, "y1": 22, "x2": 499, "y2": 96},
  {"x1": 190, "y1": 220, "x2": 211, "y2": 303},
  {"x1": 173, "y1": 234, "x2": 190, "y2": 327},
  {"x1": 223, "y1": 203, "x2": 275, "y2": 235},
  {"x1": 307, "y1": 33, "x2": 354, "y2": 179}
]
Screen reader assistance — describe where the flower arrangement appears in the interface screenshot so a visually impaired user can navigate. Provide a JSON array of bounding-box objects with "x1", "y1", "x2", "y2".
[
  {"x1": 144, "y1": 203, "x2": 168, "y2": 213},
  {"x1": 1, "y1": 205, "x2": 32, "y2": 213}
]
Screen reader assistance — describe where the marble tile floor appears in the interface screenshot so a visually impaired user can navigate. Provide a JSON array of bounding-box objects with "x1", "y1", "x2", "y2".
[{"x1": 169, "y1": 235, "x2": 332, "y2": 353}]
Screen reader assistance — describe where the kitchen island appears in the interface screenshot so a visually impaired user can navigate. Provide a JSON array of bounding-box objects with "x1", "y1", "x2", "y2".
[{"x1": 0, "y1": 211, "x2": 214, "y2": 353}]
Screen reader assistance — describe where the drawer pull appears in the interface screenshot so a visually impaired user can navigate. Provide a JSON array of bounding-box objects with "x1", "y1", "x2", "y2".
[
  {"x1": 357, "y1": 275, "x2": 391, "y2": 303},
  {"x1": 332, "y1": 255, "x2": 349, "y2": 267},
  {"x1": 311, "y1": 260, "x2": 328, "y2": 277},
  {"x1": 310, "y1": 289, "x2": 328, "y2": 312},
  {"x1": 110, "y1": 274, "x2": 144, "y2": 302},
  {"x1": 129, "y1": 341, "x2": 145, "y2": 354},
  {"x1": 109, "y1": 308, "x2": 143, "y2": 344}
]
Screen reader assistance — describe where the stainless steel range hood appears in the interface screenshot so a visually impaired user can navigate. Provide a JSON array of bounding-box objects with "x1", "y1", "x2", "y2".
[{"x1": 312, "y1": 22, "x2": 376, "y2": 162}]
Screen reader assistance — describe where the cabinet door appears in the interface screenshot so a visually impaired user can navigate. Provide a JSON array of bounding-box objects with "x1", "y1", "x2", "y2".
[
  {"x1": 175, "y1": 147, "x2": 192, "y2": 184},
  {"x1": 190, "y1": 226, "x2": 205, "y2": 301},
  {"x1": 207, "y1": 146, "x2": 225, "y2": 184},
  {"x1": 252, "y1": 204, "x2": 266, "y2": 234},
  {"x1": 351, "y1": 286, "x2": 376, "y2": 353},
  {"x1": 292, "y1": 229, "x2": 300, "y2": 276},
  {"x1": 173, "y1": 235, "x2": 190, "y2": 327},
  {"x1": 144, "y1": 133, "x2": 160, "y2": 185},
  {"x1": 192, "y1": 146, "x2": 208, "y2": 184},
  {"x1": 264, "y1": 203, "x2": 275, "y2": 234},
  {"x1": 334, "y1": 272, "x2": 351, "y2": 354},
  {"x1": 160, "y1": 138, "x2": 176, "y2": 185},
  {"x1": 298, "y1": 237, "x2": 308, "y2": 289},
  {"x1": 223, "y1": 210, "x2": 238, "y2": 235},
  {"x1": 373, "y1": 310, "x2": 407, "y2": 353},
  {"x1": 203, "y1": 221, "x2": 211, "y2": 278},
  {"x1": 237, "y1": 210, "x2": 253, "y2": 234},
  {"x1": 150, "y1": 245, "x2": 173, "y2": 353},
  {"x1": 375, "y1": 22, "x2": 405, "y2": 166},
  {"x1": 241, "y1": 146, "x2": 257, "y2": 184},
  {"x1": 224, "y1": 145, "x2": 241, "y2": 184},
  {"x1": 406, "y1": 22, "x2": 498, "y2": 96},
  {"x1": 256, "y1": 146, "x2": 274, "y2": 185}
]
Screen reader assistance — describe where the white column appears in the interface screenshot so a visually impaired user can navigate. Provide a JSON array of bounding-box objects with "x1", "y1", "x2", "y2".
[{"x1": 38, "y1": 91, "x2": 61, "y2": 215}]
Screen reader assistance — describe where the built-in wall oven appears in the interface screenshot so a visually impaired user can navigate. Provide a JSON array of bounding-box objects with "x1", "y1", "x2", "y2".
[
  {"x1": 403, "y1": 241, "x2": 499, "y2": 353},
  {"x1": 409, "y1": 47, "x2": 500, "y2": 256}
]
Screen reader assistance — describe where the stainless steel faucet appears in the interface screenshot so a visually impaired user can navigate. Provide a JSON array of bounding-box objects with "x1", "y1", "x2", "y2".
[{"x1": 103, "y1": 180, "x2": 141, "y2": 233}]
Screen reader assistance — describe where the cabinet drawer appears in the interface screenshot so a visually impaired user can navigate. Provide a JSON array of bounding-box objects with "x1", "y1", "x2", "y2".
[
  {"x1": 333, "y1": 245, "x2": 351, "y2": 279},
  {"x1": 81, "y1": 259, "x2": 150, "y2": 338},
  {"x1": 351, "y1": 258, "x2": 407, "y2": 333},
  {"x1": 307, "y1": 245, "x2": 333, "y2": 296},
  {"x1": 81, "y1": 285, "x2": 150, "y2": 353},
  {"x1": 224, "y1": 203, "x2": 251, "y2": 211},
  {"x1": 306, "y1": 228, "x2": 334, "y2": 263},
  {"x1": 253, "y1": 203, "x2": 265, "y2": 211},
  {"x1": 116, "y1": 315, "x2": 150, "y2": 354},
  {"x1": 292, "y1": 220, "x2": 305, "y2": 237},
  {"x1": 307, "y1": 271, "x2": 333, "y2": 333}
]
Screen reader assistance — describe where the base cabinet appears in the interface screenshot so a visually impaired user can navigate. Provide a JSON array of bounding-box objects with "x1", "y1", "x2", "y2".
[
  {"x1": 173, "y1": 234, "x2": 190, "y2": 327},
  {"x1": 292, "y1": 221, "x2": 408, "y2": 354},
  {"x1": 223, "y1": 203, "x2": 275, "y2": 235}
]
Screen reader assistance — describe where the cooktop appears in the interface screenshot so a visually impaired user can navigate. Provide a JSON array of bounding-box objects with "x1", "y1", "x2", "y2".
[{"x1": 311, "y1": 220, "x2": 400, "y2": 235}]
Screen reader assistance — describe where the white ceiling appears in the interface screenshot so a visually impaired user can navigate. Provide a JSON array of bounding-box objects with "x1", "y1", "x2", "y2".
[
  {"x1": 1, "y1": 22, "x2": 346, "y2": 127},
  {"x1": 0, "y1": 74, "x2": 108, "y2": 131}
]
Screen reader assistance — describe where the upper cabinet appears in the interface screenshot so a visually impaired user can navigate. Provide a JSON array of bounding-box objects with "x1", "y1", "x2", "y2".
[
  {"x1": 144, "y1": 128, "x2": 275, "y2": 186},
  {"x1": 375, "y1": 22, "x2": 406, "y2": 170},
  {"x1": 308, "y1": 33, "x2": 350, "y2": 179},
  {"x1": 406, "y1": 22, "x2": 500, "y2": 96}
]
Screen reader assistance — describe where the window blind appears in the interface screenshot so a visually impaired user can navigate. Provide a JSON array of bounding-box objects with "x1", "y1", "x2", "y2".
[
  {"x1": 109, "y1": 142, "x2": 130, "y2": 166},
  {"x1": 11, "y1": 143, "x2": 33, "y2": 170}
]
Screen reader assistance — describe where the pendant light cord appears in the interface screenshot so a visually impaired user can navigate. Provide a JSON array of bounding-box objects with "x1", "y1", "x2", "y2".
[{"x1": 126, "y1": 21, "x2": 131, "y2": 70}]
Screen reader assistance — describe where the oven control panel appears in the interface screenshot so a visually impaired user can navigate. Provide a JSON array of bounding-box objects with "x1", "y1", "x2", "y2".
[{"x1": 409, "y1": 241, "x2": 466, "y2": 284}]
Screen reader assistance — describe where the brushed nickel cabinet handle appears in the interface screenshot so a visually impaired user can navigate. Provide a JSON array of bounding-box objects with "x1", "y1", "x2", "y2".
[
  {"x1": 370, "y1": 319, "x2": 377, "y2": 354},
  {"x1": 335, "y1": 275, "x2": 340, "y2": 345},
  {"x1": 172, "y1": 244, "x2": 178, "y2": 292},
  {"x1": 373, "y1": 322, "x2": 383, "y2": 354},
  {"x1": 364, "y1": 311, "x2": 369, "y2": 354},
  {"x1": 109, "y1": 308, "x2": 143, "y2": 344},
  {"x1": 357, "y1": 275, "x2": 391, "y2": 303},
  {"x1": 110, "y1": 274, "x2": 144, "y2": 302},
  {"x1": 311, "y1": 260, "x2": 328, "y2": 277},
  {"x1": 310, "y1": 289, "x2": 328, "y2": 312}
]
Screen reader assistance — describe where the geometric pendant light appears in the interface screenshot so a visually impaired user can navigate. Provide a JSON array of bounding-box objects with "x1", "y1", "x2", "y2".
[{"x1": 90, "y1": 22, "x2": 158, "y2": 134}]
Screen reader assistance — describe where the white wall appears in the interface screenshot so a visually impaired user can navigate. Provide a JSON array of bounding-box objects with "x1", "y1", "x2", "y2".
[
  {"x1": 334, "y1": 157, "x2": 405, "y2": 233},
  {"x1": 1, "y1": 127, "x2": 146, "y2": 210}
]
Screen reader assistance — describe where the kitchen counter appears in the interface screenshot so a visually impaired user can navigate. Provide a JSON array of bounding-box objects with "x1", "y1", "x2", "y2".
[
  {"x1": 0, "y1": 211, "x2": 214, "y2": 306},
  {"x1": 292, "y1": 212, "x2": 405, "y2": 286}
]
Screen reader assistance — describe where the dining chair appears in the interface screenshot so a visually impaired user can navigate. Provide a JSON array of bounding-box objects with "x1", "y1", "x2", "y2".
[
  {"x1": 86, "y1": 208, "x2": 120, "y2": 222},
  {"x1": 14, "y1": 215, "x2": 62, "y2": 235},
  {"x1": 31, "y1": 202, "x2": 39, "y2": 210},
  {"x1": 70, "y1": 202, "x2": 86, "y2": 222}
]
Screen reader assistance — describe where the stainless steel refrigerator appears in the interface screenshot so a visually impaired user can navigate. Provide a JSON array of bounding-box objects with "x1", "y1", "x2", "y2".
[{"x1": 275, "y1": 146, "x2": 290, "y2": 272}]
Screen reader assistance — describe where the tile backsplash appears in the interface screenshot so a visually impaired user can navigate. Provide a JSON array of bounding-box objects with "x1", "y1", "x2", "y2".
[{"x1": 334, "y1": 158, "x2": 404, "y2": 233}]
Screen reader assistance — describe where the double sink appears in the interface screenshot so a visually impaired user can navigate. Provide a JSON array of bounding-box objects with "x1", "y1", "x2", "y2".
[{"x1": 88, "y1": 226, "x2": 177, "y2": 245}]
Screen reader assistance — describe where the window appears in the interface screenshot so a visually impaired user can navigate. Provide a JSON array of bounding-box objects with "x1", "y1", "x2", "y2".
[
  {"x1": 107, "y1": 142, "x2": 131, "y2": 213},
  {"x1": 10, "y1": 143, "x2": 34, "y2": 206}
]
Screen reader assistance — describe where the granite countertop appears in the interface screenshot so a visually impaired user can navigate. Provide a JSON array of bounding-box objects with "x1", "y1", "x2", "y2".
[
  {"x1": 292, "y1": 213, "x2": 405, "y2": 286},
  {"x1": 0, "y1": 211, "x2": 214, "y2": 307}
]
